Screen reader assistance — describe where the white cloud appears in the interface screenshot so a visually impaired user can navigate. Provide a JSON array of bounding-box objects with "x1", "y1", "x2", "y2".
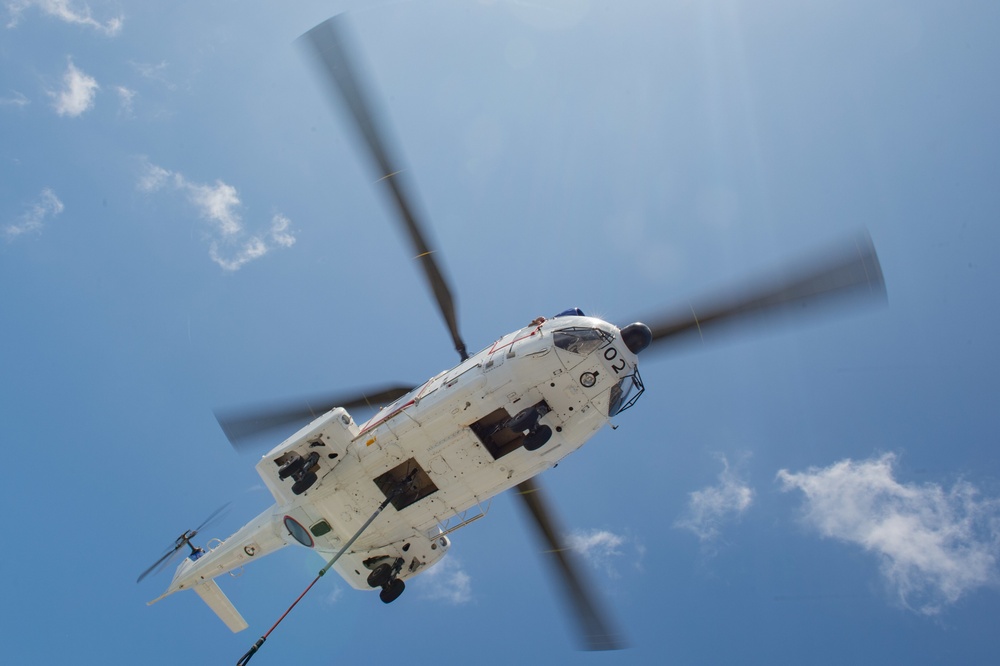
[
  {"x1": 568, "y1": 529, "x2": 630, "y2": 579},
  {"x1": 675, "y1": 455, "x2": 755, "y2": 546},
  {"x1": 115, "y1": 85, "x2": 135, "y2": 117},
  {"x1": 5, "y1": 188, "x2": 64, "y2": 239},
  {"x1": 137, "y1": 161, "x2": 173, "y2": 193},
  {"x1": 418, "y1": 555, "x2": 472, "y2": 605},
  {"x1": 565, "y1": 528, "x2": 646, "y2": 580},
  {"x1": 137, "y1": 159, "x2": 296, "y2": 271},
  {"x1": 324, "y1": 585, "x2": 344, "y2": 606},
  {"x1": 209, "y1": 235, "x2": 268, "y2": 272},
  {"x1": 269, "y1": 214, "x2": 295, "y2": 248},
  {"x1": 1, "y1": 90, "x2": 29, "y2": 107},
  {"x1": 778, "y1": 453, "x2": 1000, "y2": 615},
  {"x1": 187, "y1": 180, "x2": 243, "y2": 237},
  {"x1": 51, "y1": 59, "x2": 98, "y2": 117},
  {"x1": 5, "y1": 0, "x2": 123, "y2": 35}
]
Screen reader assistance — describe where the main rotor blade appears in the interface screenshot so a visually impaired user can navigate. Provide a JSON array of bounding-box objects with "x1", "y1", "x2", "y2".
[
  {"x1": 215, "y1": 385, "x2": 415, "y2": 450},
  {"x1": 514, "y1": 478, "x2": 625, "y2": 651},
  {"x1": 300, "y1": 16, "x2": 469, "y2": 362},
  {"x1": 644, "y1": 233, "x2": 886, "y2": 351}
]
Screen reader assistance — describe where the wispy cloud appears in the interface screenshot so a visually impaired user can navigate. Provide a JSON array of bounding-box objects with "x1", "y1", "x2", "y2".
[
  {"x1": 1, "y1": 90, "x2": 29, "y2": 107},
  {"x1": 51, "y1": 58, "x2": 98, "y2": 117},
  {"x1": 5, "y1": 0, "x2": 123, "y2": 35},
  {"x1": 130, "y1": 60, "x2": 176, "y2": 90},
  {"x1": 137, "y1": 158, "x2": 296, "y2": 271},
  {"x1": 675, "y1": 454, "x2": 755, "y2": 548},
  {"x1": 115, "y1": 85, "x2": 135, "y2": 117},
  {"x1": 778, "y1": 453, "x2": 1000, "y2": 615},
  {"x1": 323, "y1": 585, "x2": 344, "y2": 606},
  {"x1": 568, "y1": 528, "x2": 644, "y2": 579},
  {"x1": 417, "y1": 555, "x2": 472, "y2": 605},
  {"x1": 137, "y1": 160, "x2": 172, "y2": 193},
  {"x1": 5, "y1": 188, "x2": 64, "y2": 240}
]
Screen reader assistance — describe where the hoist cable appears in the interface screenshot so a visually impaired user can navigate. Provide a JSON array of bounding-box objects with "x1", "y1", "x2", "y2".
[{"x1": 237, "y1": 476, "x2": 412, "y2": 665}]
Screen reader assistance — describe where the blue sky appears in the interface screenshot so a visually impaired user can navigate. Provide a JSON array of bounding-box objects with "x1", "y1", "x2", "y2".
[{"x1": 2, "y1": 1, "x2": 999, "y2": 664}]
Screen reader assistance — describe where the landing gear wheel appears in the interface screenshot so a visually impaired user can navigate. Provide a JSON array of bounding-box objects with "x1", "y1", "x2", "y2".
[
  {"x1": 379, "y1": 578, "x2": 405, "y2": 604},
  {"x1": 291, "y1": 471, "x2": 318, "y2": 495},
  {"x1": 278, "y1": 456, "x2": 305, "y2": 480},
  {"x1": 523, "y1": 425, "x2": 553, "y2": 452},
  {"x1": 507, "y1": 407, "x2": 540, "y2": 433},
  {"x1": 367, "y1": 563, "x2": 393, "y2": 588}
]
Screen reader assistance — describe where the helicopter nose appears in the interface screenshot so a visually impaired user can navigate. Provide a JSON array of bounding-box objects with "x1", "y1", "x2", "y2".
[{"x1": 621, "y1": 322, "x2": 652, "y2": 354}]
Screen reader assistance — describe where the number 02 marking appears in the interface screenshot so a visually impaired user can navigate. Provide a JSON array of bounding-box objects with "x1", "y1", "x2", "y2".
[{"x1": 604, "y1": 347, "x2": 627, "y2": 374}]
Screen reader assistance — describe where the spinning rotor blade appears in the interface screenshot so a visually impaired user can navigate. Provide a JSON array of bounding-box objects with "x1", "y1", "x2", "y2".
[
  {"x1": 192, "y1": 502, "x2": 232, "y2": 534},
  {"x1": 136, "y1": 504, "x2": 230, "y2": 583},
  {"x1": 643, "y1": 234, "x2": 886, "y2": 351},
  {"x1": 215, "y1": 385, "x2": 415, "y2": 450},
  {"x1": 300, "y1": 17, "x2": 469, "y2": 362},
  {"x1": 136, "y1": 544, "x2": 185, "y2": 584},
  {"x1": 514, "y1": 479, "x2": 625, "y2": 651}
]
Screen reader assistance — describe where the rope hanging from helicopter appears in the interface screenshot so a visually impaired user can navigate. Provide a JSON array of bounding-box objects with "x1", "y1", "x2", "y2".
[{"x1": 236, "y1": 470, "x2": 418, "y2": 665}]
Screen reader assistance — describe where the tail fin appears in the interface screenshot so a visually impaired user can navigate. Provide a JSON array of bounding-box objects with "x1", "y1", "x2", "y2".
[{"x1": 193, "y1": 579, "x2": 248, "y2": 632}]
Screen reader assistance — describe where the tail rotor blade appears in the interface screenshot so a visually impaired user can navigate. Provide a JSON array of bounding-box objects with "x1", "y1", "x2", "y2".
[
  {"x1": 137, "y1": 504, "x2": 233, "y2": 583},
  {"x1": 137, "y1": 544, "x2": 185, "y2": 584},
  {"x1": 193, "y1": 502, "x2": 232, "y2": 535}
]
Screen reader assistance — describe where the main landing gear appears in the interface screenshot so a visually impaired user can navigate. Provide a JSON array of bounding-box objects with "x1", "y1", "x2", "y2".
[
  {"x1": 363, "y1": 469, "x2": 421, "y2": 605},
  {"x1": 507, "y1": 404, "x2": 553, "y2": 452},
  {"x1": 278, "y1": 451, "x2": 320, "y2": 495},
  {"x1": 379, "y1": 578, "x2": 405, "y2": 604},
  {"x1": 366, "y1": 557, "x2": 406, "y2": 603}
]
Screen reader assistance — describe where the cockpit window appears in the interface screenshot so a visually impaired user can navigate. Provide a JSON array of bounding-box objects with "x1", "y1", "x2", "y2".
[
  {"x1": 608, "y1": 369, "x2": 645, "y2": 416},
  {"x1": 553, "y1": 327, "x2": 612, "y2": 356}
]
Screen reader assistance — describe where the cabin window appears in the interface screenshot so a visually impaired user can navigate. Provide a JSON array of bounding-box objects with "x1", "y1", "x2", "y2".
[
  {"x1": 553, "y1": 327, "x2": 612, "y2": 356},
  {"x1": 310, "y1": 520, "x2": 332, "y2": 537}
]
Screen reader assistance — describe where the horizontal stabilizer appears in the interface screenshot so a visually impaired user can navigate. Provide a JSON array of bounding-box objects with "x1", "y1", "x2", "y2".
[{"x1": 193, "y1": 579, "x2": 248, "y2": 633}]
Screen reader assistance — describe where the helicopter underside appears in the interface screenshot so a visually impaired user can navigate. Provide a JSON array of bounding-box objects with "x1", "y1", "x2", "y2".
[{"x1": 258, "y1": 316, "x2": 631, "y2": 591}]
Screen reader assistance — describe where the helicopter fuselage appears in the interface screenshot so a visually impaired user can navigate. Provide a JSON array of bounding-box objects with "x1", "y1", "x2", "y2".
[{"x1": 150, "y1": 313, "x2": 643, "y2": 630}]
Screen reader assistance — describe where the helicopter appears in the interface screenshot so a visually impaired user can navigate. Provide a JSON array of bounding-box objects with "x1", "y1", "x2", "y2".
[{"x1": 139, "y1": 14, "x2": 887, "y2": 660}]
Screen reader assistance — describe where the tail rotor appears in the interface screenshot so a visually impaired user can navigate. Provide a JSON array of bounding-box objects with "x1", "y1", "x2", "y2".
[{"x1": 136, "y1": 504, "x2": 230, "y2": 583}]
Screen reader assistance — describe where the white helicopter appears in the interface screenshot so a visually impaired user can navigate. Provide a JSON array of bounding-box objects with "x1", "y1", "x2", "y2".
[{"x1": 138, "y1": 15, "x2": 887, "y2": 662}]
